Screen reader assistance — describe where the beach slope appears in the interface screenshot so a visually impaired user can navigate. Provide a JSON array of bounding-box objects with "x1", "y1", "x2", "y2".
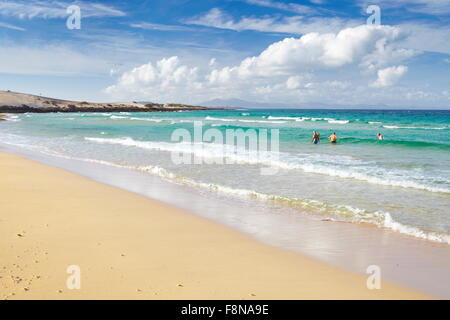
[{"x1": 0, "y1": 152, "x2": 430, "y2": 299}]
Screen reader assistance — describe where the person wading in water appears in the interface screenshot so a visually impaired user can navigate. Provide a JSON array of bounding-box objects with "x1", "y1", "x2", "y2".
[{"x1": 311, "y1": 131, "x2": 320, "y2": 144}]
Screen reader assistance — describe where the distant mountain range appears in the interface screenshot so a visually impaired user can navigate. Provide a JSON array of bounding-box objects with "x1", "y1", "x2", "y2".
[{"x1": 200, "y1": 98, "x2": 395, "y2": 110}]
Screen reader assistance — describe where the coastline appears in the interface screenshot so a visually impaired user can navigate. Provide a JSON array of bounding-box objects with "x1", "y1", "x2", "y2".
[
  {"x1": 0, "y1": 152, "x2": 430, "y2": 299},
  {"x1": 0, "y1": 90, "x2": 215, "y2": 113}
]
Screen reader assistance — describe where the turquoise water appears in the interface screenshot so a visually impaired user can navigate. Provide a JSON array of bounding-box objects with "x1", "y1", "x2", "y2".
[{"x1": 1, "y1": 109, "x2": 449, "y2": 243}]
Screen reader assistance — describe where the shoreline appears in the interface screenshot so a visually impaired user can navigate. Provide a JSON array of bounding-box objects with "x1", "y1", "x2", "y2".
[{"x1": 0, "y1": 152, "x2": 430, "y2": 299}]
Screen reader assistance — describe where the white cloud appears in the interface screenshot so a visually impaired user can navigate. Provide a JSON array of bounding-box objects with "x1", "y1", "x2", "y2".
[
  {"x1": 186, "y1": 8, "x2": 450, "y2": 56},
  {"x1": 0, "y1": 44, "x2": 109, "y2": 75},
  {"x1": 106, "y1": 24, "x2": 416, "y2": 104},
  {"x1": 215, "y1": 24, "x2": 412, "y2": 78},
  {"x1": 244, "y1": 0, "x2": 319, "y2": 15},
  {"x1": 185, "y1": 8, "x2": 359, "y2": 34},
  {"x1": 0, "y1": 0, "x2": 125, "y2": 19},
  {"x1": 286, "y1": 76, "x2": 303, "y2": 89},
  {"x1": 130, "y1": 22, "x2": 195, "y2": 32},
  {"x1": 371, "y1": 65, "x2": 408, "y2": 88},
  {"x1": 105, "y1": 56, "x2": 203, "y2": 102},
  {"x1": 399, "y1": 23, "x2": 450, "y2": 55},
  {"x1": 358, "y1": 0, "x2": 450, "y2": 15},
  {"x1": 0, "y1": 21, "x2": 25, "y2": 31}
]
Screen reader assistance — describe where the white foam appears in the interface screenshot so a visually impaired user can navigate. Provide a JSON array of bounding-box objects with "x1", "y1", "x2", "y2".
[
  {"x1": 85, "y1": 137, "x2": 450, "y2": 194},
  {"x1": 110, "y1": 115, "x2": 128, "y2": 119},
  {"x1": 328, "y1": 119, "x2": 349, "y2": 124},
  {"x1": 4, "y1": 115, "x2": 21, "y2": 122},
  {"x1": 110, "y1": 115, "x2": 166, "y2": 123},
  {"x1": 205, "y1": 116, "x2": 287, "y2": 124},
  {"x1": 383, "y1": 125, "x2": 447, "y2": 130},
  {"x1": 2, "y1": 132, "x2": 449, "y2": 245},
  {"x1": 87, "y1": 158, "x2": 450, "y2": 244}
]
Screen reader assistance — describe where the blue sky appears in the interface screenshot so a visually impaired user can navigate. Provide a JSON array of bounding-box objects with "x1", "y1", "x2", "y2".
[{"x1": 0, "y1": 0, "x2": 449, "y2": 108}]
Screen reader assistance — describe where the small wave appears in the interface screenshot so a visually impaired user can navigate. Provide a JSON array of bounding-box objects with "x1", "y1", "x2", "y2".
[
  {"x1": 54, "y1": 154, "x2": 450, "y2": 244},
  {"x1": 85, "y1": 137, "x2": 450, "y2": 194},
  {"x1": 110, "y1": 115, "x2": 128, "y2": 119},
  {"x1": 383, "y1": 125, "x2": 447, "y2": 130},
  {"x1": 267, "y1": 116, "x2": 305, "y2": 121},
  {"x1": 266, "y1": 116, "x2": 350, "y2": 124},
  {"x1": 129, "y1": 117, "x2": 164, "y2": 123},
  {"x1": 1, "y1": 133, "x2": 448, "y2": 244},
  {"x1": 4, "y1": 115, "x2": 21, "y2": 122},
  {"x1": 339, "y1": 137, "x2": 450, "y2": 150},
  {"x1": 205, "y1": 116, "x2": 286, "y2": 124},
  {"x1": 127, "y1": 168, "x2": 450, "y2": 244},
  {"x1": 110, "y1": 115, "x2": 166, "y2": 123},
  {"x1": 328, "y1": 119, "x2": 349, "y2": 124}
]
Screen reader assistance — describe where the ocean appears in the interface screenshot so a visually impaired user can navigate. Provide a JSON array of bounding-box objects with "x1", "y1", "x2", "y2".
[{"x1": 1, "y1": 109, "x2": 449, "y2": 245}]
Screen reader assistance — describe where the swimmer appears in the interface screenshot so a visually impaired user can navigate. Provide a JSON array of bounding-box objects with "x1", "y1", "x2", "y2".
[
  {"x1": 311, "y1": 131, "x2": 320, "y2": 144},
  {"x1": 377, "y1": 133, "x2": 384, "y2": 140},
  {"x1": 328, "y1": 132, "x2": 338, "y2": 143}
]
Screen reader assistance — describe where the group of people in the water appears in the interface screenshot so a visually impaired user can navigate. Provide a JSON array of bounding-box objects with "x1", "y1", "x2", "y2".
[{"x1": 311, "y1": 131, "x2": 384, "y2": 144}]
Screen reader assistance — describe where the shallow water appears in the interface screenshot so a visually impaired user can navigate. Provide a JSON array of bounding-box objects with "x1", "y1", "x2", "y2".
[{"x1": 0, "y1": 109, "x2": 449, "y2": 244}]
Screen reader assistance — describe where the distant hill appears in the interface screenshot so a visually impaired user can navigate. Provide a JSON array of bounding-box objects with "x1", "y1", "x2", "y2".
[
  {"x1": 200, "y1": 98, "x2": 396, "y2": 110},
  {"x1": 0, "y1": 90, "x2": 212, "y2": 113},
  {"x1": 200, "y1": 98, "x2": 292, "y2": 109}
]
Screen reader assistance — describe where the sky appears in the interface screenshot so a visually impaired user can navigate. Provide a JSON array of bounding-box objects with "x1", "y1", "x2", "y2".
[{"x1": 0, "y1": 0, "x2": 450, "y2": 108}]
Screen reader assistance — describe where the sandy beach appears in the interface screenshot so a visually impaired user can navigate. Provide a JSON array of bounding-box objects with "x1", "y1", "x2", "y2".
[{"x1": 0, "y1": 152, "x2": 431, "y2": 300}]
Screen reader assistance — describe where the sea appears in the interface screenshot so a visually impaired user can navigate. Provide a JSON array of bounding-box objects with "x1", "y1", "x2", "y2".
[{"x1": 1, "y1": 109, "x2": 449, "y2": 243}]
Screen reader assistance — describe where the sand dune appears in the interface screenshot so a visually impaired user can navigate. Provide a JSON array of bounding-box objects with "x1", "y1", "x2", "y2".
[{"x1": 0, "y1": 90, "x2": 209, "y2": 113}]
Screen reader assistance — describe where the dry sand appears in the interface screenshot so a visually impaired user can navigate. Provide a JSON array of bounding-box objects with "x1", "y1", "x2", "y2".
[{"x1": 0, "y1": 152, "x2": 431, "y2": 299}]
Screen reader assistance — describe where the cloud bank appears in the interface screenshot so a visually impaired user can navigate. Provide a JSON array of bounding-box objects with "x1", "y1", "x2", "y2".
[{"x1": 106, "y1": 24, "x2": 417, "y2": 105}]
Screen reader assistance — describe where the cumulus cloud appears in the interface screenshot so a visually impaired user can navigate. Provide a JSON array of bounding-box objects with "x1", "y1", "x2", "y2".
[
  {"x1": 371, "y1": 65, "x2": 408, "y2": 88},
  {"x1": 186, "y1": 8, "x2": 449, "y2": 57},
  {"x1": 105, "y1": 56, "x2": 203, "y2": 102},
  {"x1": 208, "y1": 24, "x2": 412, "y2": 78},
  {"x1": 105, "y1": 24, "x2": 415, "y2": 104},
  {"x1": 0, "y1": 0, "x2": 126, "y2": 19}
]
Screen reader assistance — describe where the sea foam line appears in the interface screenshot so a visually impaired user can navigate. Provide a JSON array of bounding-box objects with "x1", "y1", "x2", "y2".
[
  {"x1": 205, "y1": 116, "x2": 287, "y2": 124},
  {"x1": 85, "y1": 137, "x2": 450, "y2": 194},
  {"x1": 1, "y1": 134, "x2": 448, "y2": 244},
  {"x1": 383, "y1": 125, "x2": 447, "y2": 130},
  {"x1": 48, "y1": 153, "x2": 450, "y2": 245}
]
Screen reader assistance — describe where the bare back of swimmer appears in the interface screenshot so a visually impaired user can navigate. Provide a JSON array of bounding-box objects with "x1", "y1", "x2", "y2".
[{"x1": 328, "y1": 132, "x2": 337, "y2": 143}]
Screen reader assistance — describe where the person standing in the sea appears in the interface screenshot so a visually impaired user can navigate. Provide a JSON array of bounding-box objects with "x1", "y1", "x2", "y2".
[
  {"x1": 377, "y1": 133, "x2": 384, "y2": 140},
  {"x1": 311, "y1": 131, "x2": 320, "y2": 144},
  {"x1": 328, "y1": 132, "x2": 338, "y2": 143}
]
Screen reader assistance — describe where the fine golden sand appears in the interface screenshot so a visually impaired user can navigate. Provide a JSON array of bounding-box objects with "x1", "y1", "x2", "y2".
[{"x1": 0, "y1": 152, "x2": 430, "y2": 299}]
